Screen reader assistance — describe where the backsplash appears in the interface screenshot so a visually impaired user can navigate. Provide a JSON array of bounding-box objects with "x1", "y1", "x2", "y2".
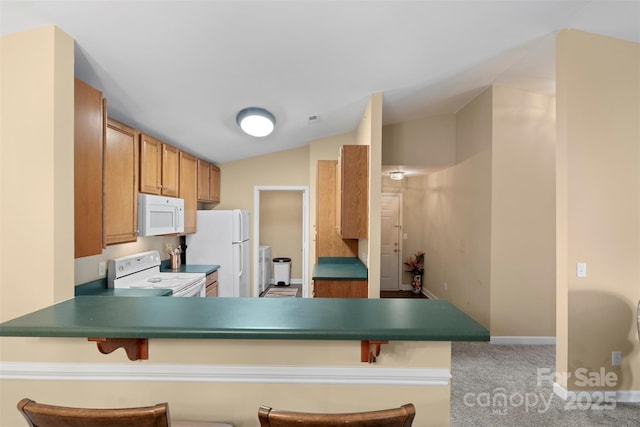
[{"x1": 74, "y1": 235, "x2": 180, "y2": 285}]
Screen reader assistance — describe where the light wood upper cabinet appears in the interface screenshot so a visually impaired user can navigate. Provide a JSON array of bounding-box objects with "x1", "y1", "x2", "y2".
[
  {"x1": 162, "y1": 144, "x2": 179, "y2": 197},
  {"x1": 209, "y1": 164, "x2": 221, "y2": 204},
  {"x1": 336, "y1": 145, "x2": 369, "y2": 239},
  {"x1": 74, "y1": 79, "x2": 104, "y2": 258},
  {"x1": 179, "y1": 151, "x2": 198, "y2": 234},
  {"x1": 197, "y1": 160, "x2": 221, "y2": 204},
  {"x1": 139, "y1": 133, "x2": 179, "y2": 197},
  {"x1": 104, "y1": 119, "x2": 139, "y2": 245}
]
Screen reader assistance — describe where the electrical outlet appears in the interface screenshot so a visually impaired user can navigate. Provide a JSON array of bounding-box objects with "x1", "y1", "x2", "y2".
[
  {"x1": 98, "y1": 261, "x2": 106, "y2": 277},
  {"x1": 612, "y1": 351, "x2": 622, "y2": 366},
  {"x1": 444, "y1": 282, "x2": 448, "y2": 291}
]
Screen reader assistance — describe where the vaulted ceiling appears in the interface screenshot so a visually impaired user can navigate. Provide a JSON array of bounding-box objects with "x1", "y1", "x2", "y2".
[{"x1": 2, "y1": 1, "x2": 639, "y2": 164}]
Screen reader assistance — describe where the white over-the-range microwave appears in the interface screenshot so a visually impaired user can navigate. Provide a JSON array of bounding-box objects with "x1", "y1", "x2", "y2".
[{"x1": 137, "y1": 194, "x2": 184, "y2": 236}]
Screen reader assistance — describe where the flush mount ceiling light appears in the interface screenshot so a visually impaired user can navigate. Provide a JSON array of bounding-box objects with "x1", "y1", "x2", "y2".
[
  {"x1": 389, "y1": 171, "x2": 406, "y2": 181},
  {"x1": 236, "y1": 107, "x2": 275, "y2": 137}
]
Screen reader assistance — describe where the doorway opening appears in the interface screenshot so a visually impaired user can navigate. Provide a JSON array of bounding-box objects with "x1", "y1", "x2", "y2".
[{"x1": 253, "y1": 186, "x2": 309, "y2": 298}]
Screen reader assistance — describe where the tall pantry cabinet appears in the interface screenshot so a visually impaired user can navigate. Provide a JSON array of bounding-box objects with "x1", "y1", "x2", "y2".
[{"x1": 74, "y1": 79, "x2": 104, "y2": 258}]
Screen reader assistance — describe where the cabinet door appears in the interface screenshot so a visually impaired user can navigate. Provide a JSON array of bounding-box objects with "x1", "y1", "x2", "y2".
[
  {"x1": 197, "y1": 159, "x2": 211, "y2": 202},
  {"x1": 206, "y1": 271, "x2": 219, "y2": 297},
  {"x1": 162, "y1": 144, "x2": 180, "y2": 197},
  {"x1": 337, "y1": 145, "x2": 368, "y2": 239},
  {"x1": 104, "y1": 119, "x2": 139, "y2": 245},
  {"x1": 179, "y1": 152, "x2": 198, "y2": 234},
  {"x1": 74, "y1": 79, "x2": 104, "y2": 258},
  {"x1": 313, "y1": 280, "x2": 368, "y2": 298},
  {"x1": 209, "y1": 164, "x2": 220, "y2": 203},
  {"x1": 139, "y1": 133, "x2": 162, "y2": 194}
]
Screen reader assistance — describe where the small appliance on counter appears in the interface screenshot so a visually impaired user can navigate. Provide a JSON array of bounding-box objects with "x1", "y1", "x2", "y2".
[{"x1": 108, "y1": 250, "x2": 205, "y2": 297}]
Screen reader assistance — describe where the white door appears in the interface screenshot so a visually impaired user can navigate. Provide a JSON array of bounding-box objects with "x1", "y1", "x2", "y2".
[{"x1": 380, "y1": 193, "x2": 401, "y2": 290}]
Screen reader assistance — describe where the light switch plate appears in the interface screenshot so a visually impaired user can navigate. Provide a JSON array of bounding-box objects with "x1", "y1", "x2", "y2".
[{"x1": 576, "y1": 262, "x2": 587, "y2": 278}]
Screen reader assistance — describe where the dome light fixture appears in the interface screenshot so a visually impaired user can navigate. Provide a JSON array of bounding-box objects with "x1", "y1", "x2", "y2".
[
  {"x1": 236, "y1": 107, "x2": 275, "y2": 137},
  {"x1": 389, "y1": 170, "x2": 406, "y2": 181}
]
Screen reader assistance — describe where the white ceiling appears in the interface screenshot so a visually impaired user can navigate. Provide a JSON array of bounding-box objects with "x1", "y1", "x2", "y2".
[{"x1": 2, "y1": 1, "x2": 639, "y2": 165}]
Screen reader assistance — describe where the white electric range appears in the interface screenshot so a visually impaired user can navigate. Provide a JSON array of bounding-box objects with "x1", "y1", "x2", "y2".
[{"x1": 108, "y1": 251, "x2": 206, "y2": 297}]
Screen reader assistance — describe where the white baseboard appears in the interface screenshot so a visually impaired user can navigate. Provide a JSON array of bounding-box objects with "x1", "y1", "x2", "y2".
[
  {"x1": 270, "y1": 279, "x2": 302, "y2": 285},
  {"x1": 554, "y1": 382, "x2": 640, "y2": 403},
  {"x1": 0, "y1": 362, "x2": 450, "y2": 387},
  {"x1": 490, "y1": 336, "x2": 556, "y2": 345},
  {"x1": 422, "y1": 288, "x2": 439, "y2": 299}
]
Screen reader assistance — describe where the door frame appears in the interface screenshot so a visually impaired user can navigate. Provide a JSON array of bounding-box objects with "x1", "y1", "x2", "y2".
[
  {"x1": 380, "y1": 192, "x2": 403, "y2": 290},
  {"x1": 253, "y1": 186, "x2": 309, "y2": 298}
]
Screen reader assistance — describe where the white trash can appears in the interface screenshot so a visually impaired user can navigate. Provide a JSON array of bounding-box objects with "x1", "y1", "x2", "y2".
[{"x1": 273, "y1": 257, "x2": 291, "y2": 286}]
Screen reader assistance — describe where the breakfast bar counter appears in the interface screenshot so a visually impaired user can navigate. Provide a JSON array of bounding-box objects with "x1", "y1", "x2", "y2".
[
  {"x1": 0, "y1": 297, "x2": 487, "y2": 342},
  {"x1": 0, "y1": 296, "x2": 488, "y2": 424}
]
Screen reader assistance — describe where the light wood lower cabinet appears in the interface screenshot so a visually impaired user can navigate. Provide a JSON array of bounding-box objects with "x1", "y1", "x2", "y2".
[
  {"x1": 74, "y1": 79, "x2": 104, "y2": 258},
  {"x1": 206, "y1": 271, "x2": 219, "y2": 297},
  {"x1": 313, "y1": 280, "x2": 367, "y2": 298},
  {"x1": 104, "y1": 119, "x2": 139, "y2": 245}
]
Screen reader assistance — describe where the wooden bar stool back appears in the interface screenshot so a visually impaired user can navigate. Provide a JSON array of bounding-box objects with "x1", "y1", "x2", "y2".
[
  {"x1": 17, "y1": 398, "x2": 170, "y2": 427},
  {"x1": 17, "y1": 398, "x2": 234, "y2": 427},
  {"x1": 257, "y1": 403, "x2": 415, "y2": 426}
]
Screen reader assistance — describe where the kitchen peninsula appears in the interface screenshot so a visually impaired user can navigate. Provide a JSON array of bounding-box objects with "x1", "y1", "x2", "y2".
[
  {"x1": 1, "y1": 294, "x2": 486, "y2": 426},
  {"x1": 0, "y1": 297, "x2": 488, "y2": 360}
]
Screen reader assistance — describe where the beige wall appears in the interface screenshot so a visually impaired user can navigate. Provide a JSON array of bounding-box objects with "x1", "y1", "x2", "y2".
[
  {"x1": 356, "y1": 94, "x2": 383, "y2": 298},
  {"x1": 1, "y1": 338, "x2": 451, "y2": 427},
  {"x1": 0, "y1": 25, "x2": 74, "y2": 319},
  {"x1": 382, "y1": 114, "x2": 456, "y2": 169},
  {"x1": 490, "y1": 86, "x2": 556, "y2": 336},
  {"x1": 74, "y1": 236, "x2": 181, "y2": 285},
  {"x1": 556, "y1": 30, "x2": 640, "y2": 391},
  {"x1": 259, "y1": 191, "x2": 303, "y2": 279},
  {"x1": 424, "y1": 88, "x2": 493, "y2": 328},
  {"x1": 218, "y1": 146, "x2": 310, "y2": 212},
  {"x1": 418, "y1": 86, "x2": 556, "y2": 337}
]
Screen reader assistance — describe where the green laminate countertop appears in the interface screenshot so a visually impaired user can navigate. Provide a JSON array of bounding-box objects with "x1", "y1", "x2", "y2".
[
  {"x1": 76, "y1": 288, "x2": 173, "y2": 297},
  {"x1": 160, "y1": 263, "x2": 219, "y2": 274},
  {"x1": 312, "y1": 257, "x2": 368, "y2": 281},
  {"x1": 0, "y1": 297, "x2": 488, "y2": 341},
  {"x1": 74, "y1": 279, "x2": 173, "y2": 297}
]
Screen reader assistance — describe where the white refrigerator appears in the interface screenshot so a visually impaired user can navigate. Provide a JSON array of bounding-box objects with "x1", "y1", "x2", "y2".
[{"x1": 186, "y1": 210, "x2": 250, "y2": 297}]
